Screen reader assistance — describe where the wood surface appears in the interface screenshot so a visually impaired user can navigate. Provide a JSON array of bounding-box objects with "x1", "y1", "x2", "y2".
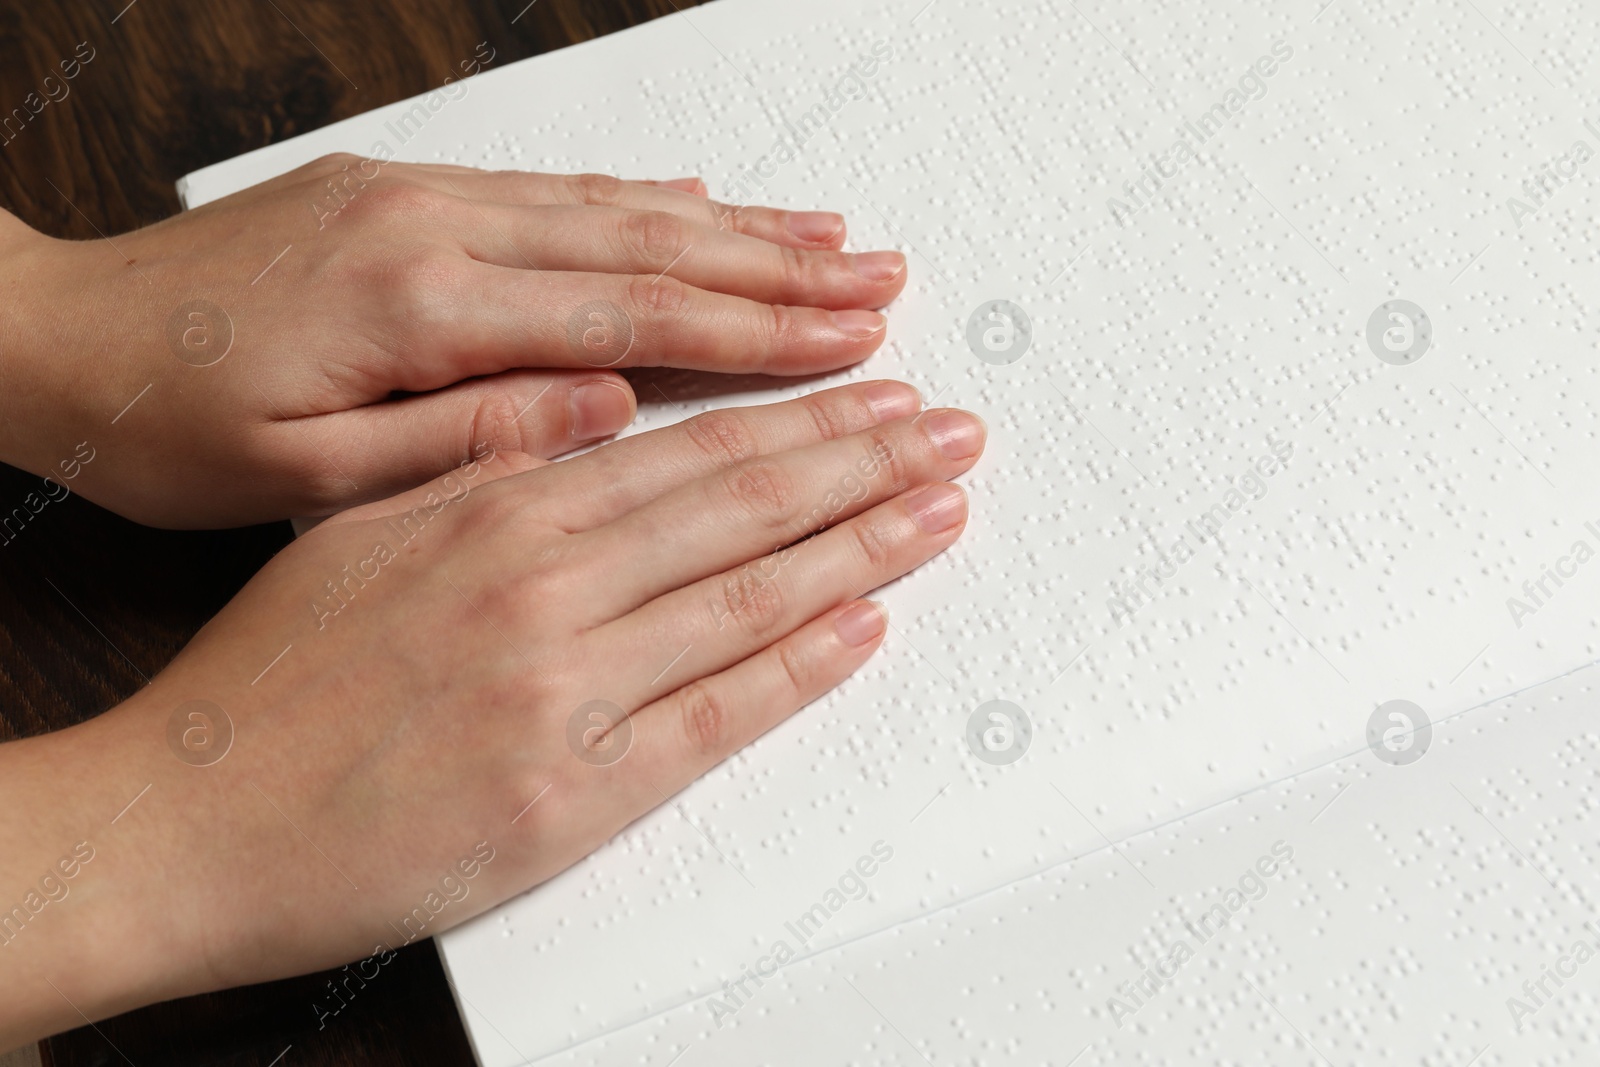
[{"x1": 0, "y1": 1, "x2": 699, "y2": 1062}]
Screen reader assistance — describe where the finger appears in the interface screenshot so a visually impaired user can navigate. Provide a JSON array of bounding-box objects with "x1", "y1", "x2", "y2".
[
  {"x1": 330, "y1": 161, "x2": 703, "y2": 196},
  {"x1": 375, "y1": 161, "x2": 486, "y2": 176},
  {"x1": 276, "y1": 155, "x2": 489, "y2": 197},
  {"x1": 605, "y1": 600, "x2": 888, "y2": 798},
  {"x1": 293, "y1": 370, "x2": 635, "y2": 513},
  {"x1": 316, "y1": 446, "x2": 542, "y2": 530},
  {"x1": 430, "y1": 170, "x2": 849, "y2": 249},
  {"x1": 533, "y1": 380, "x2": 921, "y2": 530},
  {"x1": 599, "y1": 482, "x2": 967, "y2": 708},
  {"x1": 458, "y1": 204, "x2": 907, "y2": 309},
  {"x1": 640, "y1": 177, "x2": 708, "y2": 196},
  {"x1": 573, "y1": 409, "x2": 984, "y2": 620},
  {"x1": 439, "y1": 264, "x2": 888, "y2": 381}
]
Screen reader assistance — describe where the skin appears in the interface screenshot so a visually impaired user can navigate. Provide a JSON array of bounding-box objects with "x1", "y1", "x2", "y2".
[
  {"x1": 0, "y1": 165, "x2": 986, "y2": 1048},
  {"x1": 0, "y1": 157, "x2": 909, "y2": 527},
  {"x1": 0, "y1": 382, "x2": 985, "y2": 1047}
]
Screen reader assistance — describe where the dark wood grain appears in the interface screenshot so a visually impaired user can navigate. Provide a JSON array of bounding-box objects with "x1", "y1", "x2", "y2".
[{"x1": 0, "y1": 1, "x2": 700, "y2": 1063}]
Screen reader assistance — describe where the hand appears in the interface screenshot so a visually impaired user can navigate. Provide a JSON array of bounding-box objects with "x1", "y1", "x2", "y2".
[
  {"x1": 0, "y1": 159, "x2": 908, "y2": 527},
  {"x1": 0, "y1": 380, "x2": 984, "y2": 1045}
]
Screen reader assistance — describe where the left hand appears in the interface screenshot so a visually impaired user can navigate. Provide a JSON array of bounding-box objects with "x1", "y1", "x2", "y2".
[{"x1": 0, "y1": 159, "x2": 908, "y2": 527}]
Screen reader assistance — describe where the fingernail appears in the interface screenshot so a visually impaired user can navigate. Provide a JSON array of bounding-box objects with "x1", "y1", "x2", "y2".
[
  {"x1": 660, "y1": 177, "x2": 706, "y2": 194},
  {"x1": 920, "y1": 409, "x2": 985, "y2": 460},
  {"x1": 829, "y1": 309, "x2": 886, "y2": 338},
  {"x1": 864, "y1": 381, "x2": 921, "y2": 422},
  {"x1": 834, "y1": 600, "x2": 887, "y2": 646},
  {"x1": 850, "y1": 251, "x2": 906, "y2": 281},
  {"x1": 905, "y1": 483, "x2": 967, "y2": 533},
  {"x1": 569, "y1": 380, "x2": 634, "y2": 439},
  {"x1": 788, "y1": 211, "x2": 845, "y2": 243}
]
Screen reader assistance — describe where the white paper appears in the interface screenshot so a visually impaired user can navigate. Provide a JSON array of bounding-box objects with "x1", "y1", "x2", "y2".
[{"x1": 183, "y1": 0, "x2": 1600, "y2": 1061}]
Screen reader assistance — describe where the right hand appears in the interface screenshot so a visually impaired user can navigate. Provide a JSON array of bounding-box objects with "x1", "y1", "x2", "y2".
[{"x1": 2, "y1": 379, "x2": 984, "y2": 1045}]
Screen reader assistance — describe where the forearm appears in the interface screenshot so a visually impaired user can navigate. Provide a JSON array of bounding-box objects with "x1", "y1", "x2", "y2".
[
  {"x1": 0, "y1": 210, "x2": 85, "y2": 483},
  {"x1": 0, "y1": 699, "x2": 202, "y2": 1050},
  {"x1": 0, "y1": 212, "x2": 184, "y2": 1046}
]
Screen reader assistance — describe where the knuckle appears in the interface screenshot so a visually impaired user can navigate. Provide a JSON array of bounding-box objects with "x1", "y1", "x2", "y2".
[
  {"x1": 619, "y1": 210, "x2": 685, "y2": 264},
  {"x1": 468, "y1": 390, "x2": 528, "y2": 461},
  {"x1": 718, "y1": 564, "x2": 785, "y2": 634},
  {"x1": 763, "y1": 301, "x2": 791, "y2": 349},
  {"x1": 867, "y1": 427, "x2": 911, "y2": 491},
  {"x1": 308, "y1": 151, "x2": 363, "y2": 175},
  {"x1": 704, "y1": 199, "x2": 743, "y2": 233},
  {"x1": 678, "y1": 681, "x2": 731, "y2": 758},
  {"x1": 627, "y1": 271, "x2": 688, "y2": 317},
  {"x1": 684, "y1": 410, "x2": 759, "y2": 467},
  {"x1": 797, "y1": 393, "x2": 853, "y2": 443},
  {"x1": 775, "y1": 641, "x2": 811, "y2": 696},
  {"x1": 501, "y1": 545, "x2": 578, "y2": 610},
  {"x1": 851, "y1": 512, "x2": 899, "y2": 569},
  {"x1": 385, "y1": 247, "x2": 462, "y2": 330},
  {"x1": 778, "y1": 243, "x2": 818, "y2": 294},
  {"x1": 570, "y1": 171, "x2": 625, "y2": 206},
  {"x1": 457, "y1": 485, "x2": 538, "y2": 543},
  {"x1": 355, "y1": 180, "x2": 439, "y2": 220},
  {"x1": 721, "y1": 460, "x2": 796, "y2": 524}
]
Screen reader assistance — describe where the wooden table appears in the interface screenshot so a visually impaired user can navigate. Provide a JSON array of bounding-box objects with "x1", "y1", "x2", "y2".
[{"x1": 0, "y1": 2, "x2": 695, "y2": 1062}]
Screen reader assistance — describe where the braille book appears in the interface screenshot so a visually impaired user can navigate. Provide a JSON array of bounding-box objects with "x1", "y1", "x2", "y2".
[{"x1": 182, "y1": 0, "x2": 1600, "y2": 1061}]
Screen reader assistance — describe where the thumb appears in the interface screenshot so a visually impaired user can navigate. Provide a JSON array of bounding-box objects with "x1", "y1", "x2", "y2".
[{"x1": 298, "y1": 368, "x2": 636, "y2": 512}]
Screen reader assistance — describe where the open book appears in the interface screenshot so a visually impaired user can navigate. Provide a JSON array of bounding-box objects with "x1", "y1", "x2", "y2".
[{"x1": 181, "y1": 0, "x2": 1600, "y2": 1061}]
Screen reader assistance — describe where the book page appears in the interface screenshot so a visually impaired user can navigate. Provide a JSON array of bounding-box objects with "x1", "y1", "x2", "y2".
[{"x1": 182, "y1": 0, "x2": 1600, "y2": 1061}]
